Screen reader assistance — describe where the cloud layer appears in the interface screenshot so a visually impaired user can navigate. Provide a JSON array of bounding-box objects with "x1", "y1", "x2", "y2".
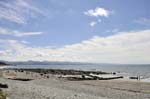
[
  {"x1": 90, "y1": 19, "x2": 101, "y2": 27},
  {"x1": 134, "y1": 18, "x2": 150, "y2": 26},
  {"x1": 0, "y1": 0, "x2": 44, "y2": 24},
  {"x1": 0, "y1": 30, "x2": 150, "y2": 64}
]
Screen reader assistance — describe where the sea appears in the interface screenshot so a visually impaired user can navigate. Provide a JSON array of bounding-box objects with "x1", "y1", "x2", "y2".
[{"x1": 5, "y1": 64, "x2": 150, "y2": 78}]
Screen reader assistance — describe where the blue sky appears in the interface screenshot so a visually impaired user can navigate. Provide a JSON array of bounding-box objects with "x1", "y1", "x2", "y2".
[{"x1": 0, "y1": 0, "x2": 150, "y2": 63}]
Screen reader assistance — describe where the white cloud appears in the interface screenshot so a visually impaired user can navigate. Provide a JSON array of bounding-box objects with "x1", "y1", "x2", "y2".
[
  {"x1": 90, "y1": 21, "x2": 97, "y2": 27},
  {"x1": 21, "y1": 40, "x2": 29, "y2": 44},
  {"x1": 0, "y1": 27, "x2": 43, "y2": 37},
  {"x1": 0, "y1": 30, "x2": 150, "y2": 64},
  {"x1": 104, "y1": 28, "x2": 119, "y2": 33},
  {"x1": 134, "y1": 18, "x2": 150, "y2": 26},
  {"x1": 0, "y1": 0, "x2": 44, "y2": 24},
  {"x1": 112, "y1": 29, "x2": 119, "y2": 33},
  {"x1": 84, "y1": 7, "x2": 112, "y2": 26},
  {"x1": 90, "y1": 19, "x2": 101, "y2": 27},
  {"x1": 14, "y1": 32, "x2": 43, "y2": 37},
  {"x1": 84, "y1": 7, "x2": 110, "y2": 17}
]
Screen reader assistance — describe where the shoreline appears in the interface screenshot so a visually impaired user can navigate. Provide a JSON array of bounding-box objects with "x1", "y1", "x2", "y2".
[{"x1": 2, "y1": 68, "x2": 150, "y2": 83}]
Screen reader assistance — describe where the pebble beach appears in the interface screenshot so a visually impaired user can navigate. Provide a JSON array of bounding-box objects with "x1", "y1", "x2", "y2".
[{"x1": 0, "y1": 69, "x2": 150, "y2": 99}]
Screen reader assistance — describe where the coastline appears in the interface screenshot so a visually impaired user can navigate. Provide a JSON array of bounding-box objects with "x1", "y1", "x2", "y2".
[{"x1": 2, "y1": 67, "x2": 150, "y2": 82}]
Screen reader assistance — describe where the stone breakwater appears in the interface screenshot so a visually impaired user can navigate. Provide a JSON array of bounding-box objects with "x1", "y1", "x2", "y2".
[
  {"x1": 14, "y1": 68, "x2": 109, "y2": 75},
  {"x1": 9, "y1": 68, "x2": 121, "y2": 81}
]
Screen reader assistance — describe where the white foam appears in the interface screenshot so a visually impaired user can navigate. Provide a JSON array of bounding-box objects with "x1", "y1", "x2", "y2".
[
  {"x1": 0, "y1": 66, "x2": 14, "y2": 69},
  {"x1": 141, "y1": 78, "x2": 150, "y2": 82}
]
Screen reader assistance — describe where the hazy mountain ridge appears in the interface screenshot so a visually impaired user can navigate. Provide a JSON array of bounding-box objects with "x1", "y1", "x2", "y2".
[
  {"x1": 0, "y1": 60, "x2": 150, "y2": 66},
  {"x1": 0, "y1": 61, "x2": 96, "y2": 66}
]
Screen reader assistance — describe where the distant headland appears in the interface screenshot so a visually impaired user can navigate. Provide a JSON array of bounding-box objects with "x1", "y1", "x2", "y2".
[{"x1": 0, "y1": 62, "x2": 9, "y2": 66}]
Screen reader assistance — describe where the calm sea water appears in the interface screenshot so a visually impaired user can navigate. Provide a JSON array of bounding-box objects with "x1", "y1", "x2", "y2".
[{"x1": 9, "y1": 64, "x2": 150, "y2": 78}]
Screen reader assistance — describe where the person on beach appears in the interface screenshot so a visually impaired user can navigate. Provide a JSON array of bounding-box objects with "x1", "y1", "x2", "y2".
[{"x1": 137, "y1": 75, "x2": 140, "y2": 81}]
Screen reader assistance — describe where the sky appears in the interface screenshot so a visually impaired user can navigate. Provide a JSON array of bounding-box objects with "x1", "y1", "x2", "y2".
[{"x1": 0, "y1": 0, "x2": 150, "y2": 64}]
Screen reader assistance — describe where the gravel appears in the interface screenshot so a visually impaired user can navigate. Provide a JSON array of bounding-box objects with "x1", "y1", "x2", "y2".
[{"x1": 0, "y1": 70, "x2": 150, "y2": 99}]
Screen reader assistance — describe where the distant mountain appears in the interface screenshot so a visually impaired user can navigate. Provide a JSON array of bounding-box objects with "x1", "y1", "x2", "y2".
[{"x1": 0, "y1": 61, "x2": 9, "y2": 66}]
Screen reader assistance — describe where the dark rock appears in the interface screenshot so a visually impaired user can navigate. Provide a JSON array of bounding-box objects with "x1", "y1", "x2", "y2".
[
  {"x1": 82, "y1": 75, "x2": 85, "y2": 79},
  {"x1": 15, "y1": 69, "x2": 109, "y2": 75},
  {"x1": 40, "y1": 73, "x2": 43, "y2": 76},
  {"x1": 9, "y1": 78, "x2": 33, "y2": 81},
  {"x1": 46, "y1": 76, "x2": 49, "y2": 78},
  {"x1": 129, "y1": 77, "x2": 138, "y2": 79},
  {"x1": 0, "y1": 83, "x2": 8, "y2": 88}
]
